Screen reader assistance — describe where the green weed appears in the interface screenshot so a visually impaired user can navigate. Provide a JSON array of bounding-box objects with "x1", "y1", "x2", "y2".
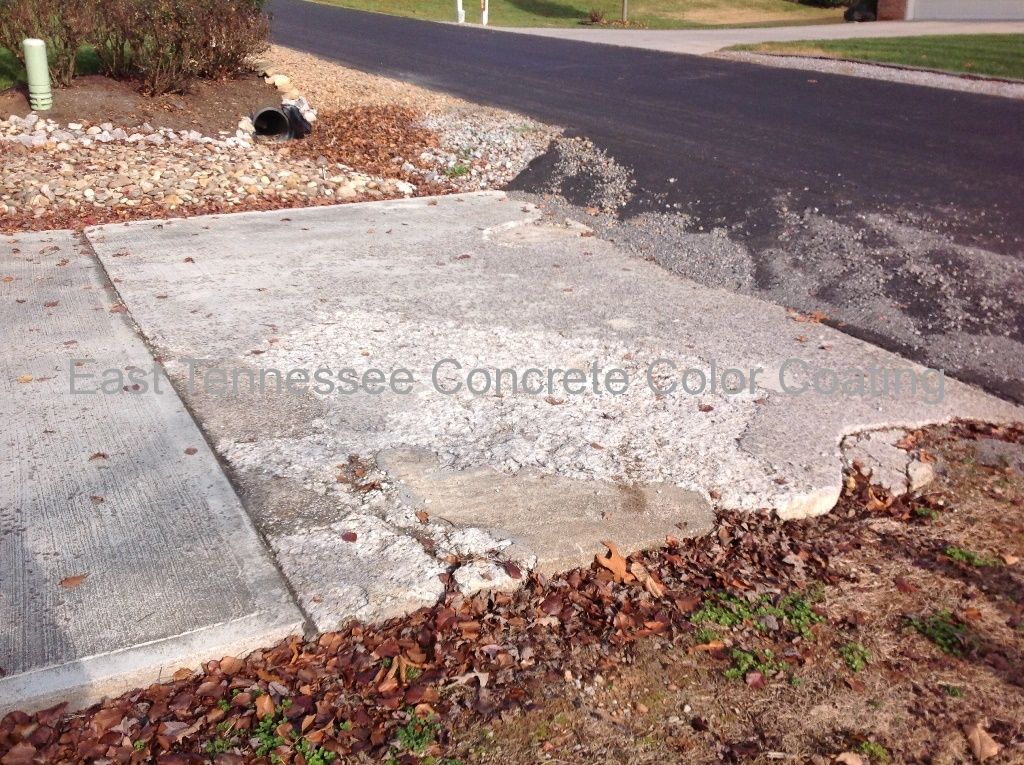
[
  {"x1": 723, "y1": 648, "x2": 785, "y2": 680},
  {"x1": 858, "y1": 740, "x2": 891, "y2": 763},
  {"x1": 907, "y1": 610, "x2": 972, "y2": 656},
  {"x1": 944, "y1": 546, "x2": 1001, "y2": 567},
  {"x1": 840, "y1": 642, "x2": 871, "y2": 672}
]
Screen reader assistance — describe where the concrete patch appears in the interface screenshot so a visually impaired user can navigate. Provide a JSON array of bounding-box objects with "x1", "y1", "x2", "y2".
[
  {"x1": 0, "y1": 231, "x2": 304, "y2": 714},
  {"x1": 84, "y1": 192, "x2": 1023, "y2": 630},
  {"x1": 380, "y1": 447, "x2": 713, "y2": 574}
]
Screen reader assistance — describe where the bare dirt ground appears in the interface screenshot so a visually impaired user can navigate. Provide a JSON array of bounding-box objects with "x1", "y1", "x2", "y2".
[
  {"x1": 2, "y1": 421, "x2": 1021, "y2": 764},
  {"x1": 0, "y1": 74, "x2": 277, "y2": 137}
]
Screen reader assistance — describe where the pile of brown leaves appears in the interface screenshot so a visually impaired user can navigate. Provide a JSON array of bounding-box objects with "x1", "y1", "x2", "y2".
[{"x1": 289, "y1": 107, "x2": 447, "y2": 192}]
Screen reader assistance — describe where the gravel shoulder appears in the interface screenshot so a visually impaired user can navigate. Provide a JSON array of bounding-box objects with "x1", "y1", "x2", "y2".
[{"x1": 719, "y1": 50, "x2": 1024, "y2": 100}]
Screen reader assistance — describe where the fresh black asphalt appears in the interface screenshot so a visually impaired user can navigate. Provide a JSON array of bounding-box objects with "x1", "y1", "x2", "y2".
[{"x1": 269, "y1": 0, "x2": 1024, "y2": 401}]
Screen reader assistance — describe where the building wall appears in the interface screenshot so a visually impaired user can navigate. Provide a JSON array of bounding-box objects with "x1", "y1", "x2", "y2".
[
  {"x1": 877, "y1": 0, "x2": 909, "y2": 20},
  {"x1": 906, "y1": 0, "x2": 1024, "y2": 20}
]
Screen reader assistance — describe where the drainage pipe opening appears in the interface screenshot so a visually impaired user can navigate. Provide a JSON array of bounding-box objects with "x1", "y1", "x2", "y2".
[{"x1": 252, "y1": 106, "x2": 291, "y2": 141}]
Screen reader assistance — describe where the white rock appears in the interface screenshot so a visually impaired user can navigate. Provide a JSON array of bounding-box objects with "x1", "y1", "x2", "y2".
[{"x1": 453, "y1": 560, "x2": 522, "y2": 595}]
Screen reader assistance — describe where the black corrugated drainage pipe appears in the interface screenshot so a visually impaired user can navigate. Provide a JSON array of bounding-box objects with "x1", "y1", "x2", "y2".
[{"x1": 252, "y1": 106, "x2": 291, "y2": 141}]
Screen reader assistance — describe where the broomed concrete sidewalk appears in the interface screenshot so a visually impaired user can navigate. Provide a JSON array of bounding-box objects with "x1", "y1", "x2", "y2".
[
  {"x1": 492, "y1": 20, "x2": 1024, "y2": 56},
  {"x1": 0, "y1": 232, "x2": 304, "y2": 715}
]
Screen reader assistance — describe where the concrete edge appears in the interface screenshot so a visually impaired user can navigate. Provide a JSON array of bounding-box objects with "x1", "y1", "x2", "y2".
[
  {"x1": 0, "y1": 611, "x2": 304, "y2": 717},
  {"x1": 82, "y1": 190, "x2": 510, "y2": 235}
]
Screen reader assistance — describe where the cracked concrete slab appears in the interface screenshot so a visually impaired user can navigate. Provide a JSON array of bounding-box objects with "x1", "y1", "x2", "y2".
[
  {"x1": 84, "y1": 192, "x2": 1023, "y2": 631},
  {"x1": 0, "y1": 231, "x2": 304, "y2": 714},
  {"x1": 842, "y1": 428, "x2": 936, "y2": 495}
]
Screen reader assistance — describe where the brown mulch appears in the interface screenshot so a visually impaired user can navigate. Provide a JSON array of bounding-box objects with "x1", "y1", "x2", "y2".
[
  {"x1": 1, "y1": 422, "x2": 1022, "y2": 764},
  {"x1": 0, "y1": 74, "x2": 276, "y2": 136}
]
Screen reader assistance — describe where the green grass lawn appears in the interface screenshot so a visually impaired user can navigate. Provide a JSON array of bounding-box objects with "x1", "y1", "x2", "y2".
[
  {"x1": 311, "y1": 0, "x2": 844, "y2": 29},
  {"x1": 730, "y1": 34, "x2": 1024, "y2": 79}
]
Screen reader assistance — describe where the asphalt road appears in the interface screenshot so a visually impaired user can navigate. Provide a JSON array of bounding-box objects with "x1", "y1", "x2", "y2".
[{"x1": 269, "y1": 0, "x2": 1024, "y2": 402}]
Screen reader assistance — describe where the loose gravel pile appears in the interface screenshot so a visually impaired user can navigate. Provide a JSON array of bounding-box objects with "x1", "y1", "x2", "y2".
[{"x1": 514, "y1": 135, "x2": 635, "y2": 212}]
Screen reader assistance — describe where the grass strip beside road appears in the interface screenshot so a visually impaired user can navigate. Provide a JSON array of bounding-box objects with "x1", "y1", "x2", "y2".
[
  {"x1": 311, "y1": 0, "x2": 843, "y2": 29},
  {"x1": 731, "y1": 34, "x2": 1024, "y2": 79}
]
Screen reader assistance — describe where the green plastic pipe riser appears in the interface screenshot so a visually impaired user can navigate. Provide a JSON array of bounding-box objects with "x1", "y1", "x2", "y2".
[{"x1": 22, "y1": 38, "x2": 53, "y2": 111}]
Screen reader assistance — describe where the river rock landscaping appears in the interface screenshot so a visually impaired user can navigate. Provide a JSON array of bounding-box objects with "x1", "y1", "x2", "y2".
[{"x1": 0, "y1": 46, "x2": 558, "y2": 233}]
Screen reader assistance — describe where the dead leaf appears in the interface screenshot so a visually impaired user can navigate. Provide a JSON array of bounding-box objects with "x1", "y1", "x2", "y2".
[
  {"x1": 596, "y1": 540, "x2": 631, "y2": 584},
  {"x1": 415, "y1": 510, "x2": 429, "y2": 524},
  {"x1": 629, "y1": 561, "x2": 665, "y2": 597},
  {"x1": 1001, "y1": 553, "x2": 1019, "y2": 566},
  {"x1": 894, "y1": 576, "x2": 918, "y2": 594},
  {"x1": 255, "y1": 693, "x2": 275, "y2": 719},
  {"x1": 16, "y1": 375, "x2": 32, "y2": 384},
  {"x1": 0, "y1": 742, "x2": 37, "y2": 765},
  {"x1": 60, "y1": 573, "x2": 88, "y2": 588},
  {"x1": 745, "y1": 670, "x2": 765, "y2": 689},
  {"x1": 218, "y1": 655, "x2": 243, "y2": 675},
  {"x1": 184, "y1": 447, "x2": 198, "y2": 455},
  {"x1": 965, "y1": 721, "x2": 1001, "y2": 762},
  {"x1": 88, "y1": 452, "x2": 109, "y2": 461},
  {"x1": 342, "y1": 531, "x2": 357, "y2": 543},
  {"x1": 689, "y1": 640, "x2": 725, "y2": 654},
  {"x1": 43, "y1": 300, "x2": 59, "y2": 308},
  {"x1": 834, "y1": 754, "x2": 865, "y2": 765},
  {"x1": 1, "y1": 275, "x2": 13, "y2": 283}
]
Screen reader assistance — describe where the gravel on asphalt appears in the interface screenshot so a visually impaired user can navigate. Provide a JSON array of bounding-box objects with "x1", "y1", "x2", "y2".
[{"x1": 720, "y1": 51, "x2": 1024, "y2": 100}]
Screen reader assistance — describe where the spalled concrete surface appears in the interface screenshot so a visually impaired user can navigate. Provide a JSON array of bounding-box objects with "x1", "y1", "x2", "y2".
[
  {"x1": 272, "y1": 0, "x2": 1024, "y2": 404},
  {"x1": 85, "y1": 192, "x2": 1023, "y2": 631},
  {"x1": 0, "y1": 231, "x2": 304, "y2": 714},
  {"x1": 493, "y1": 20, "x2": 1024, "y2": 56}
]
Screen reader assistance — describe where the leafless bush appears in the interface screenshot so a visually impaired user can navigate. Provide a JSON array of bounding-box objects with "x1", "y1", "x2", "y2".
[
  {"x1": 0, "y1": 0, "x2": 270, "y2": 94},
  {"x1": 119, "y1": 0, "x2": 270, "y2": 94},
  {"x1": 90, "y1": 0, "x2": 138, "y2": 80},
  {"x1": 0, "y1": 0, "x2": 93, "y2": 86}
]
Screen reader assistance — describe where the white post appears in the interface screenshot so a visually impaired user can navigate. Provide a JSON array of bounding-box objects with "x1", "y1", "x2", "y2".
[
  {"x1": 481, "y1": 0, "x2": 488, "y2": 25},
  {"x1": 456, "y1": 0, "x2": 465, "y2": 23}
]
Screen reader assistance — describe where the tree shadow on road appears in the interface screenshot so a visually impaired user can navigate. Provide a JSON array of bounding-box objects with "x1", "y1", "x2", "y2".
[{"x1": 504, "y1": 0, "x2": 588, "y2": 22}]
